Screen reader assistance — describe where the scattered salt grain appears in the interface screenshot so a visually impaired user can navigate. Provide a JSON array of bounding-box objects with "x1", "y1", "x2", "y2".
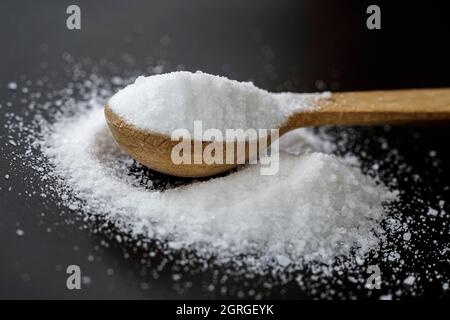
[
  {"x1": 16, "y1": 229, "x2": 25, "y2": 236},
  {"x1": 427, "y1": 208, "x2": 439, "y2": 216},
  {"x1": 403, "y1": 275, "x2": 416, "y2": 286},
  {"x1": 172, "y1": 274, "x2": 182, "y2": 281},
  {"x1": 402, "y1": 232, "x2": 411, "y2": 241},
  {"x1": 7, "y1": 82, "x2": 18, "y2": 90}
]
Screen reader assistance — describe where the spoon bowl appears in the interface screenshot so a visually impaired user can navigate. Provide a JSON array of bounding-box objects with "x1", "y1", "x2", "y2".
[{"x1": 105, "y1": 106, "x2": 271, "y2": 177}]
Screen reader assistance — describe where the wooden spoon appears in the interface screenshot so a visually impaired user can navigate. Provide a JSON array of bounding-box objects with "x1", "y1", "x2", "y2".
[{"x1": 105, "y1": 88, "x2": 450, "y2": 178}]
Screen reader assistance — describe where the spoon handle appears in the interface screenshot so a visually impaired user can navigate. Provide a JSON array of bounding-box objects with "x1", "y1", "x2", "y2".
[{"x1": 283, "y1": 88, "x2": 450, "y2": 130}]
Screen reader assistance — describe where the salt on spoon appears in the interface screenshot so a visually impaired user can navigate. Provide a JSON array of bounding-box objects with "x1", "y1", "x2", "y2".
[{"x1": 105, "y1": 71, "x2": 450, "y2": 177}]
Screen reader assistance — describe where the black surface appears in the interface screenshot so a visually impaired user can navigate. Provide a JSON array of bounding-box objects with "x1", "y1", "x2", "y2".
[{"x1": 1, "y1": 0, "x2": 450, "y2": 299}]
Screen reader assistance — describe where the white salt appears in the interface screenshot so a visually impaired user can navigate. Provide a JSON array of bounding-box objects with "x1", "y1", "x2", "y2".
[
  {"x1": 6, "y1": 62, "x2": 448, "y2": 298},
  {"x1": 108, "y1": 71, "x2": 329, "y2": 139},
  {"x1": 7, "y1": 82, "x2": 18, "y2": 90},
  {"x1": 41, "y1": 106, "x2": 395, "y2": 266},
  {"x1": 427, "y1": 208, "x2": 438, "y2": 216},
  {"x1": 402, "y1": 232, "x2": 411, "y2": 241},
  {"x1": 403, "y1": 275, "x2": 416, "y2": 286}
]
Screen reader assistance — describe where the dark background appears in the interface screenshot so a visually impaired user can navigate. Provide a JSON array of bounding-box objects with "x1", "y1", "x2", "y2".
[{"x1": 0, "y1": 0, "x2": 449, "y2": 299}]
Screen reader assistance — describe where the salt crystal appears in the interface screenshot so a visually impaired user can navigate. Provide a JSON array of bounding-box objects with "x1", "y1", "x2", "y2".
[
  {"x1": 16, "y1": 229, "x2": 25, "y2": 236},
  {"x1": 403, "y1": 275, "x2": 416, "y2": 286},
  {"x1": 7, "y1": 82, "x2": 18, "y2": 90},
  {"x1": 172, "y1": 273, "x2": 182, "y2": 281},
  {"x1": 276, "y1": 255, "x2": 291, "y2": 267},
  {"x1": 427, "y1": 208, "x2": 438, "y2": 216}
]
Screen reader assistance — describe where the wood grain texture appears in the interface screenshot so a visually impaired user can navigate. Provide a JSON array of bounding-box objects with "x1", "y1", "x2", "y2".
[
  {"x1": 105, "y1": 88, "x2": 450, "y2": 177},
  {"x1": 282, "y1": 88, "x2": 450, "y2": 131}
]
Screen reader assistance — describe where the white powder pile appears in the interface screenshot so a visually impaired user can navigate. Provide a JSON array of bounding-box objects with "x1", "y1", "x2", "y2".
[
  {"x1": 40, "y1": 95, "x2": 395, "y2": 269},
  {"x1": 8, "y1": 60, "x2": 449, "y2": 298},
  {"x1": 109, "y1": 71, "x2": 330, "y2": 138}
]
